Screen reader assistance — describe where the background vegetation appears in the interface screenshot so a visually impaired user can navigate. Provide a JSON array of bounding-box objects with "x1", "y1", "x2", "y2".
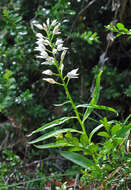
[{"x1": 0, "y1": 0, "x2": 130, "y2": 189}]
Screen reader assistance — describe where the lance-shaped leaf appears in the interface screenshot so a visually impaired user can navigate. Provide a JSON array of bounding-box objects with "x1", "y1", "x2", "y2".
[
  {"x1": 116, "y1": 123, "x2": 131, "y2": 138},
  {"x1": 89, "y1": 120, "x2": 118, "y2": 143},
  {"x1": 82, "y1": 71, "x2": 102, "y2": 123},
  {"x1": 53, "y1": 101, "x2": 71, "y2": 107},
  {"x1": 35, "y1": 142, "x2": 73, "y2": 149},
  {"x1": 28, "y1": 128, "x2": 82, "y2": 144},
  {"x1": 27, "y1": 116, "x2": 76, "y2": 137},
  {"x1": 77, "y1": 104, "x2": 118, "y2": 115},
  {"x1": 60, "y1": 151, "x2": 97, "y2": 169}
]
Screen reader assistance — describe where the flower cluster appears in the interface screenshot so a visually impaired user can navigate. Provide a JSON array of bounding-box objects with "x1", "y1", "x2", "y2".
[{"x1": 33, "y1": 19, "x2": 79, "y2": 84}]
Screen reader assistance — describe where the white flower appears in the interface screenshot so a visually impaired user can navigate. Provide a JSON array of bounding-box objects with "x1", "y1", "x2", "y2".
[
  {"x1": 43, "y1": 78, "x2": 56, "y2": 84},
  {"x1": 67, "y1": 68, "x2": 79, "y2": 79},
  {"x1": 34, "y1": 23, "x2": 43, "y2": 30},
  {"x1": 52, "y1": 49, "x2": 57, "y2": 54},
  {"x1": 57, "y1": 44, "x2": 63, "y2": 51},
  {"x1": 36, "y1": 51, "x2": 48, "y2": 59},
  {"x1": 42, "y1": 69, "x2": 53, "y2": 76},
  {"x1": 36, "y1": 33, "x2": 43, "y2": 39},
  {"x1": 43, "y1": 39, "x2": 50, "y2": 46},
  {"x1": 47, "y1": 57, "x2": 55, "y2": 65},
  {"x1": 41, "y1": 61, "x2": 51, "y2": 65},
  {"x1": 51, "y1": 19, "x2": 58, "y2": 26},
  {"x1": 46, "y1": 18, "x2": 50, "y2": 26},
  {"x1": 36, "y1": 55, "x2": 46, "y2": 59},
  {"x1": 43, "y1": 23, "x2": 48, "y2": 32},
  {"x1": 34, "y1": 45, "x2": 46, "y2": 52},
  {"x1": 56, "y1": 39, "x2": 63, "y2": 46},
  {"x1": 40, "y1": 51, "x2": 48, "y2": 58},
  {"x1": 53, "y1": 24, "x2": 60, "y2": 34},
  {"x1": 61, "y1": 50, "x2": 67, "y2": 62},
  {"x1": 41, "y1": 57, "x2": 54, "y2": 65},
  {"x1": 36, "y1": 38, "x2": 45, "y2": 44}
]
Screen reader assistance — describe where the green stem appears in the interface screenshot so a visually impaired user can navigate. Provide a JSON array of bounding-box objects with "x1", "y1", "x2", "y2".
[
  {"x1": 48, "y1": 34, "x2": 87, "y2": 135},
  {"x1": 55, "y1": 60, "x2": 87, "y2": 135}
]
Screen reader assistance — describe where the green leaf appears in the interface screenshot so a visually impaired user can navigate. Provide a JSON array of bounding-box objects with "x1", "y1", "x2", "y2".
[
  {"x1": 80, "y1": 134, "x2": 89, "y2": 146},
  {"x1": 34, "y1": 142, "x2": 72, "y2": 149},
  {"x1": 82, "y1": 71, "x2": 102, "y2": 123},
  {"x1": 53, "y1": 101, "x2": 71, "y2": 107},
  {"x1": 111, "y1": 124, "x2": 121, "y2": 135},
  {"x1": 27, "y1": 116, "x2": 76, "y2": 137},
  {"x1": 97, "y1": 131, "x2": 110, "y2": 138},
  {"x1": 77, "y1": 104, "x2": 118, "y2": 115},
  {"x1": 28, "y1": 128, "x2": 82, "y2": 144},
  {"x1": 68, "y1": 147, "x2": 83, "y2": 152},
  {"x1": 65, "y1": 132, "x2": 79, "y2": 146},
  {"x1": 116, "y1": 123, "x2": 131, "y2": 138},
  {"x1": 124, "y1": 114, "x2": 131, "y2": 125},
  {"x1": 89, "y1": 120, "x2": 117, "y2": 143},
  {"x1": 100, "y1": 117, "x2": 111, "y2": 132},
  {"x1": 60, "y1": 151, "x2": 95, "y2": 169},
  {"x1": 116, "y1": 23, "x2": 128, "y2": 32},
  {"x1": 116, "y1": 23, "x2": 125, "y2": 30}
]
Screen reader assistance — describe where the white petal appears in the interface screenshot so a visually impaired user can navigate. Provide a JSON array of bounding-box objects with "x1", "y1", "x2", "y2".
[
  {"x1": 36, "y1": 39, "x2": 45, "y2": 44},
  {"x1": 52, "y1": 49, "x2": 57, "y2": 54},
  {"x1": 41, "y1": 61, "x2": 51, "y2": 65},
  {"x1": 34, "y1": 23, "x2": 43, "y2": 30},
  {"x1": 51, "y1": 19, "x2": 58, "y2": 26},
  {"x1": 43, "y1": 23, "x2": 48, "y2": 32},
  {"x1": 43, "y1": 39, "x2": 50, "y2": 46},
  {"x1": 47, "y1": 57, "x2": 55, "y2": 65},
  {"x1": 61, "y1": 50, "x2": 67, "y2": 62},
  {"x1": 42, "y1": 69, "x2": 53, "y2": 75},
  {"x1": 60, "y1": 64, "x2": 64, "y2": 74},
  {"x1": 40, "y1": 51, "x2": 48, "y2": 58},
  {"x1": 67, "y1": 68, "x2": 79, "y2": 79},
  {"x1": 34, "y1": 44, "x2": 46, "y2": 52},
  {"x1": 36, "y1": 55, "x2": 45, "y2": 59},
  {"x1": 56, "y1": 39, "x2": 63, "y2": 46},
  {"x1": 57, "y1": 44, "x2": 63, "y2": 51},
  {"x1": 36, "y1": 33, "x2": 43, "y2": 39},
  {"x1": 46, "y1": 18, "x2": 50, "y2": 26},
  {"x1": 43, "y1": 78, "x2": 56, "y2": 84},
  {"x1": 53, "y1": 24, "x2": 60, "y2": 34}
]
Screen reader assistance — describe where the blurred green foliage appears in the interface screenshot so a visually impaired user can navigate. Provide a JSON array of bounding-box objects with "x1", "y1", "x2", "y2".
[{"x1": 0, "y1": 0, "x2": 130, "y2": 129}]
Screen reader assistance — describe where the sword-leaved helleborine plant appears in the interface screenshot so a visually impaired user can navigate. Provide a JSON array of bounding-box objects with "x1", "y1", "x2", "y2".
[
  {"x1": 27, "y1": 19, "x2": 131, "y2": 188},
  {"x1": 28, "y1": 19, "x2": 123, "y2": 175}
]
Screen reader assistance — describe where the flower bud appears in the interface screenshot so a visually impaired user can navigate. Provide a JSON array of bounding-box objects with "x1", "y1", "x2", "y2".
[
  {"x1": 43, "y1": 23, "x2": 48, "y2": 32},
  {"x1": 46, "y1": 18, "x2": 50, "y2": 26},
  {"x1": 60, "y1": 64, "x2": 64, "y2": 74},
  {"x1": 34, "y1": 23, "x2": 43, "y2": 30},
  {"x1": 42, "y1": 69, "x2": 53, "y2": 76},
  {"x1": 51, "y1": 20, "x2": 58, "y2": 26},
  {"x1": 61, "y1": 50, "x2": 67, "y2": 62},
  {"x1": 36, "y1": 33, "x2": 44, "y2": 39},
  {"x1": 43, "y1": 78, "x2": 56, "y2": 84},
  {"x1": 53, "y1": 24, "x2": 60, "y2": 34}
]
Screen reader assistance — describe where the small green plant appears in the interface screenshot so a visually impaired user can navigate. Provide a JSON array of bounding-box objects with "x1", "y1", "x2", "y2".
[
  {"x1": 28, "y1": 19, "x2": 131, "y2": 188},
  {"x1": 56, "y1": 182, "x2": 72, "y2": 190},
  {"x1": 0, "y1": 67, "x2": 16, "y2": 112},
  {"x1": 0, "y1": 149, "x2": 22, "y2": 190},
  {"x1": 105, "y1": 22, "x2": 131, "y2": 38}
]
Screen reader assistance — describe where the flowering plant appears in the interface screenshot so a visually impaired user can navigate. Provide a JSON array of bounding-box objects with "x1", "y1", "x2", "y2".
[{"x1": 28, "y1": 19, "x2": 131, "y2": 188}]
